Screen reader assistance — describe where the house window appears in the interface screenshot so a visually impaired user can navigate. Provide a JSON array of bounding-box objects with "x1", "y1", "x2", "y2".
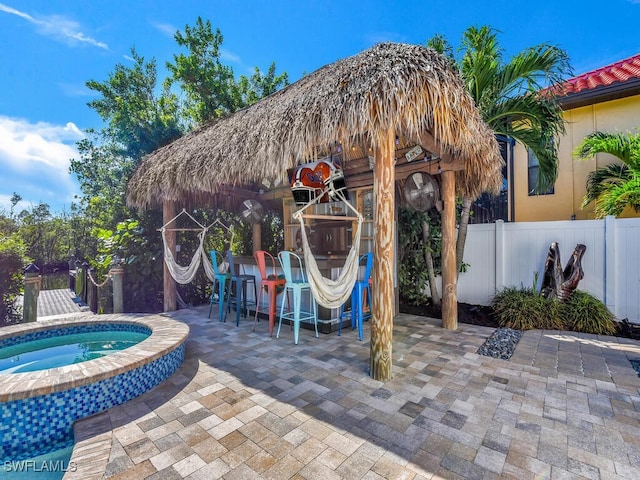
[{"x1": 528, "y1": 149, "x2": 554, "y2": 195}]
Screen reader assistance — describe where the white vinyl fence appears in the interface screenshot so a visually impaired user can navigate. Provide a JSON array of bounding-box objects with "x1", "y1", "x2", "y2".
[{"x1": 455, "y1": 216, "x2": 640, "y2": 323}]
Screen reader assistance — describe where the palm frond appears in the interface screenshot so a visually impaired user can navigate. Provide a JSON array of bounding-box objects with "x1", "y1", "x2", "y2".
[
  {"x1": 593, "y1": 175, "x2": 640, "y2": 218},
  {"x1": 486, "y1": 94, "x2": 564, "y2": 135},
  {"x1": 451, "y1": 26, "x2": 568, "y2": 193},
  {"x1": 574, "y1": 131, "x2": 640, "y2": 168},
  {"x1": 582, "y1": 163, "x2": 632, "y2": 208},
  {"x1": 459, "y1": 26, "x2": 502, "y2": 103},
  {"x1": 497, "y1": 45, "x2": 571, "y2": 98}
]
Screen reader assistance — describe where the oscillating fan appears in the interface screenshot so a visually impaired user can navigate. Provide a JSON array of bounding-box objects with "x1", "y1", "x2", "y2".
[
  {"x1": 241, "y1": 199, "x2": 264, "y2": 223},
  {"x1": 403, "y1": 172, "x2": 440, "y2": 212}
]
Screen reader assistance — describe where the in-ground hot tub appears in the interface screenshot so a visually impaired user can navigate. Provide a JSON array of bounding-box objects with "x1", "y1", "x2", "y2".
[{"x1": 0, "y1": 314, "x2": 189, "y2": 461}]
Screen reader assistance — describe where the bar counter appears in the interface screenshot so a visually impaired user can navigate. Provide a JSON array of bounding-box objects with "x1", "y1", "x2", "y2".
[{"x1": 234, "y1": 253, "x2": 353, "y2": 334}]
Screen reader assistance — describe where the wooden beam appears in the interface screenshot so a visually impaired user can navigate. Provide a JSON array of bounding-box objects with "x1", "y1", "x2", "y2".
[
  {"x1": 252, "y1": 222, "x2": 261, "y2": 254},
  {"x1": 162, "y1": 199, "x2": 177, "y2": 312},
  {"x1": 370, "y1": 128, "x2": 395, "y2": 381},
  {"x1": 441, "y1": 170, "x2": 458, "y2": 329},
  {"x1": 300, "y1": 214, "x2": 360, "y2": 221}
]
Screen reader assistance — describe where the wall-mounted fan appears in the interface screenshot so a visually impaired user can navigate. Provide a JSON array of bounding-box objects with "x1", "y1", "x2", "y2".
[
  {"x1": 404, "y1": 172, "x2": 440, "y2": 212},
  {"x1": 241, "y1": 199, "x2": 264, "y2": 224}
]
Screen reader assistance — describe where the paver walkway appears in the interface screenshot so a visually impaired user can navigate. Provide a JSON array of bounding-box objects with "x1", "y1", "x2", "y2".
[
  {"x1": 37, "y1": 288, "x2": 91, "y2": 319},
  {"x1": 68, "y1": 306, "x2": 640, "y2": 479}
]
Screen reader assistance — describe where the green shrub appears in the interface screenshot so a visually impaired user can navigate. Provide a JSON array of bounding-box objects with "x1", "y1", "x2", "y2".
[
  {"x1": 492, "y1": 286, "x2": 617, "y2": 334},
  {"x1": 0, "y1": 234, "x2": 29, "y2": 324},
  {"x1": 491, "y1": 286, "x2": 563, "y2": 330},
  {"x1": 559, "y1": 290, "x2": 617, "y2": 335}
]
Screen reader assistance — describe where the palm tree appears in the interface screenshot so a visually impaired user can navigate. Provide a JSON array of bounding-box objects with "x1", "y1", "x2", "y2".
[
  {"x1": 574, "y1": 131, "x2": 640, "y2": 218},
  {"x1": 427, "y1": 26, "x2": 572, "y2": 275}
]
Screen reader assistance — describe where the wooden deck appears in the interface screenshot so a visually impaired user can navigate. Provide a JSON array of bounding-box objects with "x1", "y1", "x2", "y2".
[{"x1": 37, "y1": 288, "x2": 91, "y2": 319}]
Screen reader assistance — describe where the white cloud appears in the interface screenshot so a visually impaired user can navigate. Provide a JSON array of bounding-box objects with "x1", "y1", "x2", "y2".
[
  {"x1": 0, "y1": 2, "x2": 109, "y2": 50},
  {"x1": 59, "y1": 82, "x2": 94, "y2": 98},
  {"x1": 0, "y1": 116, "x2": 83, "y2": 211},
  {"x1": 152, "y1": 21, "x2": 177, "y2": 38},
  {"x1": 220, "y1": 47, "x2": 241, "y2": 64}
]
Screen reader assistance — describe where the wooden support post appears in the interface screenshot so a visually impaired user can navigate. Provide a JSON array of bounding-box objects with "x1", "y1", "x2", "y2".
[
  {"x1": 370, "y1": 128, "x2": 395, "y2": 381},
  {"x1": 252, "y1": 222, "x2": 261, "y2": 254},
  {"x1": 74, "y1": 259, "x2": 82, "y2": 298},
  {"x1": 163, "y1": 200, "x2": 177, "y2": 312},
  {"x1": 111, "y1": 265, "x2": 124, "y2": 314},
  {"x1": 441, "y1": 169, "x2": 458, "y2": 330},
  {"x1": 23, "y1": 264, "x2": 40, "y2": 323},
  {"x1": 81, "y1": 261, "x2": 89, "y2": 305},
  {"x1": 88, "y1": 268, "x2": 98, "y2": 313}
]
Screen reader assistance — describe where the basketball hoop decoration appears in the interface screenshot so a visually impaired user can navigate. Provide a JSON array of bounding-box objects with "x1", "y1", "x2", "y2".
[{"x1": 289, "y1": 157, "x2": 349, "y2": 206}]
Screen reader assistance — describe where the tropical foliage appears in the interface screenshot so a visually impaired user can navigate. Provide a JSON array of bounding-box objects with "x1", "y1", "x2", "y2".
[
  {"x1": 166, "y1": 17, "x2": 288, "y2": 124},
  {"x1": 398, "y1": 207, "x2": 442, "y2": 305},
  {"x1": 574, "y1": 130, "x2": 640, "y2": 218},
  {"x1": 68, "y1": 17, "x2": 289, "y2": 312},
  {"x1": 491, "y1": 286, "x2": 616, "y2": 335},
  {"x1": 0, "y1": 233, "x2": 28, "y2": 325},
  {"x1": 1, "y1": 17, "x2": 289, "y2": 318},
  {"x1": 426, "y1": 26, "x2": 572, "y2": 276}
]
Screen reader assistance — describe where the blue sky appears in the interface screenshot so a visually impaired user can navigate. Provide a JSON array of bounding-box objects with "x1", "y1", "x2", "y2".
[{"x1": 1, "y1": 0, "x2": 639, "y2": 214}]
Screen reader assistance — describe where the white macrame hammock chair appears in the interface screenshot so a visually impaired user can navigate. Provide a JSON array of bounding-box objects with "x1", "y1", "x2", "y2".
[
  {"x1": 160, "y1": 209, "x2": 233, "y2": 285},
  {"x1": 293, "y1": 188, "x2": 363, "y2": 309}
]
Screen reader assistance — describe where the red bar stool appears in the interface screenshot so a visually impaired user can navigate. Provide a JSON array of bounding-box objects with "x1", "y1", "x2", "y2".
[{"x1": 253, "y1": 250, "x2": 286, "y2": 336}]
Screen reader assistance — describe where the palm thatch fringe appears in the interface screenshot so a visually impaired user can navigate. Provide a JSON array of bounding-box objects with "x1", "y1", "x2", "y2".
[{"x1": 127, "y1": 42, "x2": 503, "y2": 209}]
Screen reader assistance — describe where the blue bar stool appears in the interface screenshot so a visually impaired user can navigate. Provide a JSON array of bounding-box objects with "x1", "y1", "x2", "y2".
[
  {"x1": 277, "y1": 251, "x2": 318, "y2": 344},
  {"x1": 224, "y1": 250, "x2": 257, "y2": 326},
  {"x1": 208, "y1": 250, "x2": 230, "y2": 321},
  {"x1": 339, "y1": 252, "x2": 373, "y2": 341}
]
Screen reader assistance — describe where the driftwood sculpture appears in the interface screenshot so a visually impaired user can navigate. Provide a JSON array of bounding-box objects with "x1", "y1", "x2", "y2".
[{"x1": 540, "y1": 242, "x2": 586, "y2": 301}]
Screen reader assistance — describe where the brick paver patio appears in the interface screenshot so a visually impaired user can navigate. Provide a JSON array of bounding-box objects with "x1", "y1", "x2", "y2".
[{"x1": 66, "y1": 306, "x2": 640, "y2": 479}]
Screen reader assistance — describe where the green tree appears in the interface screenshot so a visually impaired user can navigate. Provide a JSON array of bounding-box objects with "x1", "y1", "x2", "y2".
[
  {"x1": 13, "y1": 202, "x2": 75, "y2": 269},
  {"x1": 574, "y1": 130, "x2": 640, "y2": 218},
  {"x1": 0, "y1": 233, "x2": 28, "y2": 324},
  {"x1": 76, "y1": 49, "x2": 185, "y2": 312},
  {"x1": 167, "y1": 17, "x2": 288, "y2": 123},
  {"x1": 427, "y1": 26, "x2": 571, "y2": 275},
  {"x1": 87, "y1": 48, "x2": 184, "y2": 159},
  {"x1": 73, "y1": 18, "x2": 289, "y2": 312},
  {"x1": 236, "y1": 63, "x2": 289, "y2": 107}
]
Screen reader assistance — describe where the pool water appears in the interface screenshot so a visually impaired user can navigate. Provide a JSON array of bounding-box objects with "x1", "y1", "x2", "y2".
[
  {"x1": 0, "y1": 330, "x2": 149, "y2": 373},
  {"x1": 0, "y1": 441, "x2": 74, "y2": 479}
]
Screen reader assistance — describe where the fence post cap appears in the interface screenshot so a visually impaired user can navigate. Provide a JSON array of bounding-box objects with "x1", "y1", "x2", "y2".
[{"x1": 24, "y1": 263, "x2": 40, "y2": 275}]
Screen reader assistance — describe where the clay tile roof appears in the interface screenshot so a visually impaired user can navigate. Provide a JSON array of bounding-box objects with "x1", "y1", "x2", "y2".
[{"x1": 554, "y1": 53, "x2": 640, "y2": 96}]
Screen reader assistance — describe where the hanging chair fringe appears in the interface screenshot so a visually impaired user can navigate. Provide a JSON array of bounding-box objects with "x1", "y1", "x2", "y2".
[{"x1": 159, "y1": 210, "x2": 231, "y2": 284}]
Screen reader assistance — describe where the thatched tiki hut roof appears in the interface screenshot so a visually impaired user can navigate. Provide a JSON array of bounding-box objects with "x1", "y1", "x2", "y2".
[{"x1": 127, "y1": 42, "x2": 503, "y2": 381}]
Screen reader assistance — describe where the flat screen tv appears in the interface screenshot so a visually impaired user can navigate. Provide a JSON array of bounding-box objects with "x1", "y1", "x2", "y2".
[{"x1": 288, "y1": 156, "x2": 349, "y2": 206}]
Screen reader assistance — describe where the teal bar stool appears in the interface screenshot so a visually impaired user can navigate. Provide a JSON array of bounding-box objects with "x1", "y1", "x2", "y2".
[
  {"x1": 208, "y1": 250, "x2": 230, "y2": 321},
  {"x1": 224, "y1": 250, "x2": 257, "y2": 326},
  {"x1": 277, "y1": 251, "x2": 318, "y2": 344},
  {"x1": 339, "y1": 252, "x2": 373, "y2": 341}
]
